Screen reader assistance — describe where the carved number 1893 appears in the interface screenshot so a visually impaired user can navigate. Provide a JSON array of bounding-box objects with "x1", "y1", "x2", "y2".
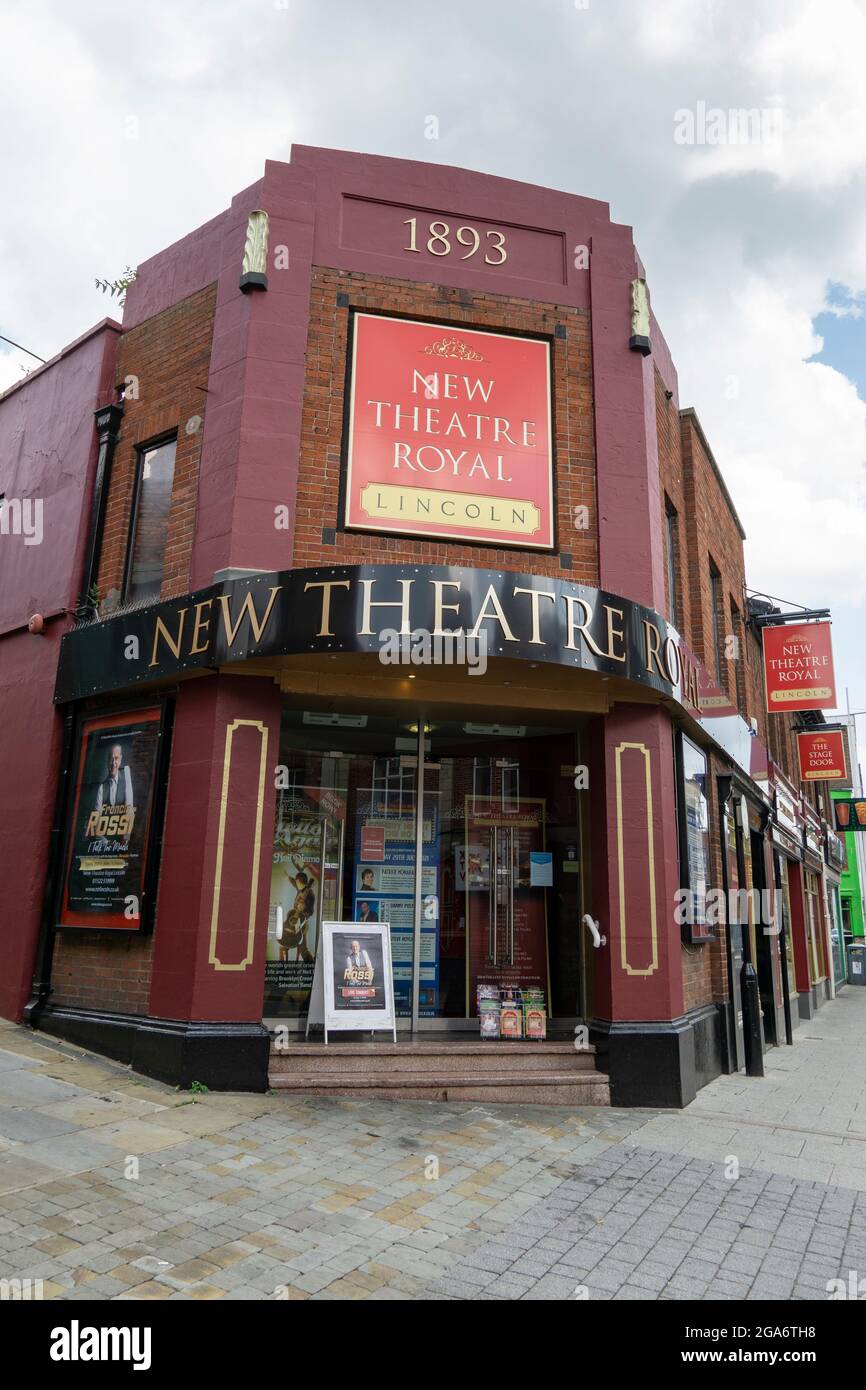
[{"x1": 403, "y1": 218, "x2": 507, "y2": 264}]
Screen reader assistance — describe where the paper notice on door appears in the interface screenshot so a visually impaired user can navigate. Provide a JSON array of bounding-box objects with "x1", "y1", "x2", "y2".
[{"x1": 529, "y1": 851, "x2": 553, "y2": 887}]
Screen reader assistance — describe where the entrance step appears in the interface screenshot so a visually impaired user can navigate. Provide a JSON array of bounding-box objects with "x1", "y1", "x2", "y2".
[
  {"x1": 267, "y1": 1040, "x2": 610, "y2": 1105},
  {"x1": 269, "y1": 1041, "x2": 599, "y2": 1074}
]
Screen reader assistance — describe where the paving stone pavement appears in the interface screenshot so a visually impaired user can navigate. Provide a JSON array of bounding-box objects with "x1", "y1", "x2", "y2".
[
  {"x1": 422, "y1": 1144, "x2": 866, "y2": 1301},
  {"x1": 0, "y1": 987, "x2": 864, "y2": 1301},
  {"x1": 0, "y1": 1023, "x2": 649, "y2": 1301},
  {"x1": 623, "y1": 987, "x2": 866, "y2": 1191}
]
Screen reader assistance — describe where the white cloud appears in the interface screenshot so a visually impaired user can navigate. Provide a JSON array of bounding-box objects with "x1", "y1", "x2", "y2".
[
  {"x1": 752, "y1": 0, "x2": 866, "y2": 119},
  {"x1": 677, "y1": 0, "x2": 866, "y2": 189},
  {"x1": 674, "y1": 263, "x2": 866, "y2": 601}
]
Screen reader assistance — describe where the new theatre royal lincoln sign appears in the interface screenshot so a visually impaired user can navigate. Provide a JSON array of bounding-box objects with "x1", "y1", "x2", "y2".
[
  {"x1": 54, "y1": 564, "x2": 703, "y2": 710},
  {"x1": 344, "y1": 314, "x2": 554, "y2": 550}
]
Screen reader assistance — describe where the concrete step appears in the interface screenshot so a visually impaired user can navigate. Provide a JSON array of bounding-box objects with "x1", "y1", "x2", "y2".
[
  {"x1": 268, "y1": 1040, "x2": 593, "y2": 1054},
  {"x1": 268, "y1": 1069, "x2": 610, "y2": 1106},
  {"x1": 268, "y1": 1041, "x2": 599, "y2": 1075}
]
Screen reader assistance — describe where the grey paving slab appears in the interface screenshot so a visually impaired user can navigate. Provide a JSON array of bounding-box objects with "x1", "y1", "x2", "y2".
[
  {"x1": 0, "y1": 1050, "x2": 41, "y2": 1073},
  {"x1": 0, "y1": 1072, "x2": 89, "y2": 1105},
  {"x1": 0, "y1": 1110, "x2": 81, "y2": 1143}
]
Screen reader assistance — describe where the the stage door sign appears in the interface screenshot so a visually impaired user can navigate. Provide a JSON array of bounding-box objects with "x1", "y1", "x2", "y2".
[{"x1": 796, "y1": 729, "x2": 847, "y2": 782}]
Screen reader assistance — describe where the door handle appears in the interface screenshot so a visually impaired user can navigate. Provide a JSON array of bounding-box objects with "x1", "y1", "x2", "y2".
[
  {"x1": 507, "y1": 827, "x2": 515, "y2": 965},
  {"x1": 271, "y1": 904, "x2": 284, "y2": 941},
  {"x1": 488, "y1": 826, "x2": 497, "y2": 964},
  {"x1": 582, "y1": 913, "x2": 606, "y2": 948}
]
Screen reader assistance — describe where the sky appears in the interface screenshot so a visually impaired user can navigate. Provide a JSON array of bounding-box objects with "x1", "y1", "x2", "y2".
[{"x1": 1, "y1": 0, "x2": 865, "y2": 754}]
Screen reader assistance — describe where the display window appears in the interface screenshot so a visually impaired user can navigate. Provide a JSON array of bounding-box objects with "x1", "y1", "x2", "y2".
[
  {"x1": 676, "y1": 734, "x2": 713, "y2": 943},
  {"x1": 264, "y1": 707, "x2": 590, "y2": 1030},
  {"x1": 775, "y1": 854, "x2": 798, "y2": 1002},
  {"x1": 827, "y1": 886, "x2": 846, "y2": 987},
  {"x1": 804, "y1": 871, "x2": 824, "y2": 983}
]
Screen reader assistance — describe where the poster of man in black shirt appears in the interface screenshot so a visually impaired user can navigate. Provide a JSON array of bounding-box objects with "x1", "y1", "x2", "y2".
[{"x1": 59, "y1": 708, "x2": 162, "y2": 930}]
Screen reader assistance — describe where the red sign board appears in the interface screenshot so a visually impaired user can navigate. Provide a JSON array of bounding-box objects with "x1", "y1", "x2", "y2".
[
  {"x1": 796, "y1": 729, "x2": 847, "y2": 782},
  {"x1": 762, "y1": 621, "x2": 836, "y2": 712},
  {"x1": 359, "y1": 824, "x2": 386, "y2": 862},
  {"x1": 344, "y1": 313, "x2": 553, "y2": 549}
]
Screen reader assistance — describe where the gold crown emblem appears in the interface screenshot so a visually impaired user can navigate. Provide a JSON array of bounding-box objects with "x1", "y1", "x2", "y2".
[{"x1": 423, "y1": 336, "x2": 484, "y2": 361}]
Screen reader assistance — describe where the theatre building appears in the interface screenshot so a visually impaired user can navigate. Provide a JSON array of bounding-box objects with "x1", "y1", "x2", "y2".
[{"x1": 0, "y1": 147, "x2": 846, "y2": 1106}]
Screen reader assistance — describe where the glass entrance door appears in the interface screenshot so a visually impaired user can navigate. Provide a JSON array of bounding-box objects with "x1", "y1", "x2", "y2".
[
  {"x1": 422, "y1": 722, "x2": 588, "y2": 1030},
  {"x1": 265, "y1": 707, "x2": 590, "y2": 1035},
  {"x1": 264, "y1": 710, "x2": 422, "y2": 1023},
  {"x1": 463, "y1": 792, "x2": 548, "y2": 1006}
]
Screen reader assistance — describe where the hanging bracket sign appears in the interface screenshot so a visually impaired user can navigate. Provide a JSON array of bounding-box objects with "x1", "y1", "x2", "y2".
[
  {"x1": 762, "y1": 620, "x2": 836, "y2": 713},
  {"x1": 796, "y1": 729, "x2": 847, "y2": 782}
]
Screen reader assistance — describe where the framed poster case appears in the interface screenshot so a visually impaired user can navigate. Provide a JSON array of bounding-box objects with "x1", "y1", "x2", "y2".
[
  {"x1": 56, "y1": 701, "x2": 172, "y2": 933},
  {"x1": 306, "y1": 920, "x2": 397, "y2": 1043}
]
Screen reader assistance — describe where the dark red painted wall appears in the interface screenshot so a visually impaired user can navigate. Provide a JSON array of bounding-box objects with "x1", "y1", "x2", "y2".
[
  {"x1": 148, "y1": 674, "x2": 282, "y2": 1024},
  {"x1": 0, "y1": 626, "x2": 67, "y2": 1019},
  {"x1": 0, "y1": 321, "x2": 119, "y2": 1020}
]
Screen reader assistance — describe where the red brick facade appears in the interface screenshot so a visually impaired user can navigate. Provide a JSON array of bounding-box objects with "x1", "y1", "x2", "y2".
[
  {"x1": 48, "y1": 269, "x2": 598, "y2": 1017},
  {"x1": 656, "y1": 371, "x2": 692, "y2": 639},
  {"x1": 97, "y1": 285, "x2": 216, "y2": 607},
  {"x1": 655, "y1": 388, "x2": 835, "y2": 1016},
  {"x1": 48, "y1": 265, "x2": 836, "y2": 1027},
  {"x1": 51, "y1": 930, "x2": 152, "y2": 1016}
]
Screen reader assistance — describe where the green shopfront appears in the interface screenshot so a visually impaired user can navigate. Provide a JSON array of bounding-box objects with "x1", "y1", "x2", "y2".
[{"x1": 831, "y1": 788, "x2": 866, "y2": 950}]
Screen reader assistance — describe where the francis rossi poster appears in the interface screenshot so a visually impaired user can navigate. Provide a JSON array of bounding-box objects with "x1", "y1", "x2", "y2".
[{"x1": 59, "y1": 708, "x2": 162, "y2": 930}]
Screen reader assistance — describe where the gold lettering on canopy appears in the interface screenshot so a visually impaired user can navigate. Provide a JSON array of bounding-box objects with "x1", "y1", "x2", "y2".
[
  {"x1": 304, "y1": 580, "x2": 351, "y2": 638},
  {"x1": 149, "y1": 608, "x2": 189, "y2": 668},
  {"x1": 468, "y1": 585, "x2": 518, "y2": 643},
  {"x1": 565, "y1": 595, "x2": 617, "y2": 660},
  {"x1": 217, "y1": 587, "x2": 281, "y2": 647},
  {"x1": 642, "y1": 618, "x2": 667, "y2": 682},
  {"x1": 359, "y1": 579, "x2": 414, "y2": 636},
  {"x1": 430, "y1": 579, "x2": 464, "y2": 635},
  {"x1": 513, "y1": 587, "x2": 557, "y2": 646},
  {"x1": 189, "y1": 599, "x2": 214, "y2": 656},
  {"x1": 662, "y1": 635, "x2": 681, "y2": 688},
  {"x1": 604, "y1": 606, "x2": 627, "y2": 663}
]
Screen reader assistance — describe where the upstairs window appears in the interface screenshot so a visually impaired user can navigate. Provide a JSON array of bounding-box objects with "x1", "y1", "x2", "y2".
[
  {"x1": 664, "y1": 498, "x2": 680, "y2": 629},
  {"x1": 709, "y1": 559, "x2": 725, "y2": 685},
  {"x1": 729, "y1": 598, "x2": 747, "y2": 715},
  {"x1": 124, "y1": 436, "x2": 177, "y2": 604}
]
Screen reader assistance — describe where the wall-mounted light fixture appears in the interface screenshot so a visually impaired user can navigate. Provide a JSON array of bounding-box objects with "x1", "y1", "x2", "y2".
[
  {"x1": 240, "y1": 209, "x2": 269, "y2": 292},
  {"x1": 629, "y1": 277, "x2": 652, "y2": 355}
]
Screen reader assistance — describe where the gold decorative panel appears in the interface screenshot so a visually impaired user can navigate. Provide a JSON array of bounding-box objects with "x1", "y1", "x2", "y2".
[
  {"x1": 208, "y1": 719, "x2": 269, "y2": 972},
  {"x1": 614, "y1": 741, "x2": 659, "y2": 977}
]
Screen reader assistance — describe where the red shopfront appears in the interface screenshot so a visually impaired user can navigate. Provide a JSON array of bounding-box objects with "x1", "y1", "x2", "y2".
[{"x1": 10, "y1": 147, "x2": 774, "y2": 1107}]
